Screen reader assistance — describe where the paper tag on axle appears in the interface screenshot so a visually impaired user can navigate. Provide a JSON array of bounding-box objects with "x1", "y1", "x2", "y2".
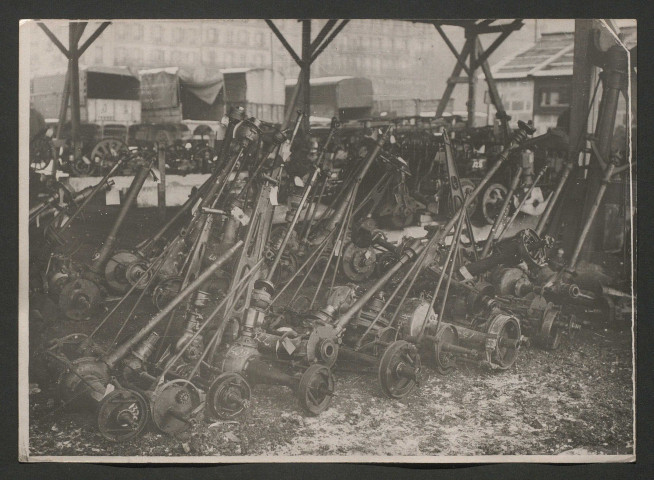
[
  {"x1": 269, "y1": 186, "x2": 279, "y2": 206},
  {"x1": 281, "y1": 337, "x2": 296, "y2": 355},
  {"x1": 280, "y1": 141, "x2": 292, "y2": 162},
  {"x1": 231, "y1": 206, "x2": 250, "y2": 226}
]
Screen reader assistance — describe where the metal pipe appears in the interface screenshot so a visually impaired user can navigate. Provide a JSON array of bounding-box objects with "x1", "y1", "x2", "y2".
[
  {"x1": 49, "y1": 156, "x2": 126, "y2": 236},
  {"x1": 135, "y1": 174, "x2": 215, "y2": 253},
  {"x1": 568, "y1": 163, "x2": 616, "y2": 270},
  {"x1": 419, "y1": 207, "x2": 467, "y2": 341},
  {"x1": 335, "y1": 238, "x2": 422, "y2": 333},
  {"x1": 90, "y1": 159, "x2": 153, "y2": 272},
  {"x1": 481, "y1": 166, "x2": 523, "y2": 258},
  {"x1": 535, "y1": 162, "x2": 573, "y2": 236},
  {"x1": 437, "y1": 211, "x2": 466, "y2": 326},
  {"x1": 311, "y1": 127, "x2": 392, "y2": 244},
  {"x1": 266, "y1": 165, "x2": 320, "y2": 281},
  {"x1": 158, "y1": 271, "x2": 254, "y2": 381},
  {"x1": 102, "y1": 240, "x2": 243, "y2": 369},
  {"x1": 498, "y1": 166, "x2": 548, "y2": 241}
]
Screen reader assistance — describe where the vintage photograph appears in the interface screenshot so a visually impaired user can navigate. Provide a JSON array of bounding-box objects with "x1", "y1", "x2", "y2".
[{"x1": 19, "y1": 18, "x2": 636, "y2": 462}]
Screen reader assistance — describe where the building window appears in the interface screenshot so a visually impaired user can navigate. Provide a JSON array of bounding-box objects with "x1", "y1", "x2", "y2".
[
  {"x1": 538, "y1": 85, "x2": 570, "y2": 107},
  {"x1": 151, "y1": 25, "x2": 163, "y2": 43},
  {"x1": 115, "y1": 24, "x2": 127, "y2": 39},
  {"x1": 224, "y1": 29, "x2": 233, "y2": 45},
  {"x1": 206, "y1": 49, "x2": 216, "y2": 65},
  {"x1": 238, "y1": 30, "x2": 249, "y2": 46},
  {"x1": 511, "y1": 100, "x2": 525, "y2": 111},
  {"x1": 224, "y1": 52, "x2": 233, "y2": 65},
  {"x1": 94, "y1": 46, "x2": 103, "y2": 63},
  {"x1": 133, "y1": 25, "x2": 144, "y2": 41},
  {"x1": 255, "y1": 32, "x2": 264, "y2": 47},
  {"x1": 171, "y1": 50, "x2": 183, "y2": 64},
  {"x1": 150, "y1": 49, "x2": 164, "y2": 64},
  {"x1": 131, "y1": 48, "x2": 143, "y2": 64},
  {"x1": 115, "y1": 47, "x2": 128, "y2": 64},
  {"x1": 173, "y1": 28, "x2": 185, "y2": 43},
  {"x1": 208, "y1": 28, "x2": 217, "y2": 43},
  {"x1": 188, "y1": 28, "x2": 199, "y2": 45},
  {"x1": 239, "y1": 54, "x2": 247, "y2": 66}
]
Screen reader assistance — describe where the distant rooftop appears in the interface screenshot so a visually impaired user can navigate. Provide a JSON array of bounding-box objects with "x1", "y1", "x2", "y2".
[{"x1": 493, "y1": 25, "x2": 636, "y2": 80}]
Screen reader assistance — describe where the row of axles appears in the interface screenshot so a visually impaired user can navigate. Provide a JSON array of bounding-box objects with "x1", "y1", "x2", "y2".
[
  {"x1": 44, "y1": 265, "x2": 580, "y2": 444},
  {"x1": 38, "y1": 113, "x2": 580, "y2": 444}
]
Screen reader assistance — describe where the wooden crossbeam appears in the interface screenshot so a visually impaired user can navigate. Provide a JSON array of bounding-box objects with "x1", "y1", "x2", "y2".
[
  {"x1": 37, "y1": 22, "x2": 69, "y2": 58},
  {"x1": 471, "y1": 19, "x2": 523, "y2": 70},
  {"x1": 78, "y1": 22, "x2": 111, "y2": 56},
  {"x1": 433, "y1": 22, "x2": 471, "y2": 76},
  {"x1": 435, "y1": 39, "x2": 473, "y2": 118},
  {"x1": 468, "y1": 21, "x2": 524, "y2": 35},
  {"x1": 310, "y1": 19, "x2": 337, "y2": 53},
  {"x1": 265, "y1": 19, "x2": 302, "y2": 66},
  {"x1": 311, "y1": 19, "x2": 349, "y2": 63}
]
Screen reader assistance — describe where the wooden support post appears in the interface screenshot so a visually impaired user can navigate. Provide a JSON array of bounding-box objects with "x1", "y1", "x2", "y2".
[
  {"x1": 467, "y1": 31, "x2": 478, "y2": 128},
  {"x1": 476, "y1": 37, "x2": 511, "y2": 141},
  {"x1": 55, "y1": 68, "x2": 71, "y2": 140},
  {"x1": 433, "y1": 23, "x2": 471, "y2": 76},
  {"x1": 576, "y1": 44, "x2": 627, "y2": 262},
  {"x1": 69, "y1": 23, "x2": 83, "y2": 164},
  {"x1": 158, "y1": 143, "x2": 167, "y2": 221},
  {"x1": 283, "y1": 70, "x2": 303, "y2": 130},
  {"x1": 301, "y1": 20, "x2": 312, "y2": 132},
  {"x1": 435, "y1": 39, "x2": 472, "y2": 119},
  {"x1": 546, "y1": 20, "x2": 595, "y2": 249}
]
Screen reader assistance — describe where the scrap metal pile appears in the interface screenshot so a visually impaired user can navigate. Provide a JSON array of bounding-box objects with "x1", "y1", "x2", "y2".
[{"x1": 29, "y1": 105, "x2": 632, "y2": 445}]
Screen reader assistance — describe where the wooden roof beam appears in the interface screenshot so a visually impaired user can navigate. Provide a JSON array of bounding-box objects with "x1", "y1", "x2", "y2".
[
  {"x1": 78, "y1": 22, "x2": 111, "y2": 57},
  {"x1": 265, "y1": 19, "x2": 302, "y2": 66},
  {"x1": 311, "y1": 19, "x2": 349, "y2": 63},
  {"x1": 36, "y1": 22, "x2": 69, "y2": 58}
]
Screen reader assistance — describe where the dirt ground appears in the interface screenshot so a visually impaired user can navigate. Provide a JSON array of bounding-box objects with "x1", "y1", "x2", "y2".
[{"x1": 27, "y1": 207, "x2": 634, "y2": 458}]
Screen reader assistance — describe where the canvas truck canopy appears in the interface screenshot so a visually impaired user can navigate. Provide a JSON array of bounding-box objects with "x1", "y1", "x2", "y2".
[
  {"x1": 139, "y1": 67, "x2": 182, "y2": 110},
  {"x1": 139, "y1": 67, "x2": 225, "y2": 122},
  {"x1": 85, "y1": 66, "x2": 140, "y2": 100},
  {"x1": 31, "y1": 66, "x2": 142, "y2": 124},
  {"x1": 285, "y1": 76, "x2": 374, "y2": 121},
  {"x1": 221, "y1": 68, "x2": 285, "y2": 123}
]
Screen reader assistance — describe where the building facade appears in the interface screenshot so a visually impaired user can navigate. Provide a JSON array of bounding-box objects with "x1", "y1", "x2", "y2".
[
  {"x1": 28, "y1": 19, "x2": 545, "y2": 116},
  {"x1": 28, "y1": 20, "x2": 442, "y2": 111}
]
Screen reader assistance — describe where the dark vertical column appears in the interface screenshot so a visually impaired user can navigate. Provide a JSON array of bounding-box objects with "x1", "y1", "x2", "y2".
[
  {"x1": 69, "y1": 23, "x2": 82, "y2": 164},
  {"x1": 466, "y1": 30, "x2": 477, "y2": 128},
  {"x1": 576, "y1": 45, "x2": 627, "y2": 262},
  {"x1": 546, "y1": 20, "x2": 595, "y2": 246},
  {"x1": 301, "y1": 20, "x2": 312, "y2": 131},
  {"x1": 55, "y1": 68, "x2": 71, "y2": 140}
]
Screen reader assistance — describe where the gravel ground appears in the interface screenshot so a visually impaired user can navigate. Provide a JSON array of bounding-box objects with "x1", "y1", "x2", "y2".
[
  {"x1": 27, "y1": 207, "x2": 634, "y2": 459},
  {"x1": 27, "y1": 325, "x2": 633, "y2": 458}
]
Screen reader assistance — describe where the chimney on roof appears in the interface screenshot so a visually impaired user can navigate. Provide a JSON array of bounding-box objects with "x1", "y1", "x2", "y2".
[{"x1": 534, "y1": 19, "x2": 541, "y2": 43}]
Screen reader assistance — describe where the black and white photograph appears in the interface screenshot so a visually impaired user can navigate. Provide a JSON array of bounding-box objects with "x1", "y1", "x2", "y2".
[{"x1": 19, "y1": 18, "x2": 636, "y2": 462}]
